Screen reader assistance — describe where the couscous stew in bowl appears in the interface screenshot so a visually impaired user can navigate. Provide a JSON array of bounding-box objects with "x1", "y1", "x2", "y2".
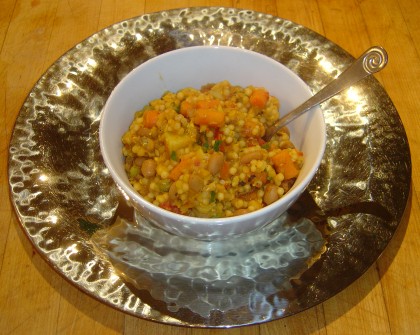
[
  {"x1": 100, "y1": 46, "x2": 325, "y2": 240},
  {"x1": 122, "y1": 81, "x2": 303, "y2": 218}
]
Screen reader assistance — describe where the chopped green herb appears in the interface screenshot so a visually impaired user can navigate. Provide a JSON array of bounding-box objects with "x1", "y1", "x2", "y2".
[
  {"x1": 213, "y1": 140, "x2": 222, "y2": 152},
  {"x1": 210, "y1": 190, "x2": 216, "y2": 203},
  {"x1": 261, "y1": 143, "x2": 269, "y2": 150},
  {"x1": 202, "y1": 142, "x2": 210, "y2": 152},
  {"x1": 129, "y1": 165, "x2": 140, "y2": 177},
  {"x1": 170, "y1": 151, "x2": 177, "y2": 161}
]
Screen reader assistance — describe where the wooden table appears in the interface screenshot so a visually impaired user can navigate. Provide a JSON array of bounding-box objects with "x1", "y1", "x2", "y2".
[{"x1": 1, "y1": 0, "x2": 419, "y2": 334}]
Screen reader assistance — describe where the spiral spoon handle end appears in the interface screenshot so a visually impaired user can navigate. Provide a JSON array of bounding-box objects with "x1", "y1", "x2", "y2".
[{"x1": 362, "y1": 46, "x2": 388, "y2": 74}]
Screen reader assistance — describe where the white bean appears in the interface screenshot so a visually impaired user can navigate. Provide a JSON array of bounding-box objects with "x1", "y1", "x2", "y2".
[
  {"x1": 141, "y1": 159, "x2": 156, "y2": 178},
  {"x1": 208, "y1": 152, "x2": 224, "y2": 175},
  {"x1": 263, "y1": 184, "x2": 279, "y2": 205},
  {"x1": 189, "y1": 174, "x2": 204, "y2": 192},
  {"x1": 240, "y1": 150, "x2": 264, "y2": 164}
]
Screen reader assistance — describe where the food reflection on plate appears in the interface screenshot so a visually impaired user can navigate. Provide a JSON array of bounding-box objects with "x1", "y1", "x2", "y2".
[{"x1": 92, "y1": 212, "x2": 326, "y2": 320}]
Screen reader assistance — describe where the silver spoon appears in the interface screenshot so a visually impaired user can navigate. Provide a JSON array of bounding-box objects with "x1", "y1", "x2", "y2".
[{"x1": 263, "y1": 46, "x2": 388, "y2": 142}]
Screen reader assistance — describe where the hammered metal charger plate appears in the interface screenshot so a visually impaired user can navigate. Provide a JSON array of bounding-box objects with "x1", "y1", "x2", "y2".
[{"x1": 8, "y1": 7, "x2": 411, "y2": 328}]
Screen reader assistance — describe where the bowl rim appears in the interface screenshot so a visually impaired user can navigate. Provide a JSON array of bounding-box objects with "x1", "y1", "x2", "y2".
[{"x1": 99, "y1": 45, "x2": 326, "y2": 225}]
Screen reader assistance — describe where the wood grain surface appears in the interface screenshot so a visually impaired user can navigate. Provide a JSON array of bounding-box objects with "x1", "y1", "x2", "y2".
[{"x1": 1, "y1": 0, "x2": 419, "y2": 334}]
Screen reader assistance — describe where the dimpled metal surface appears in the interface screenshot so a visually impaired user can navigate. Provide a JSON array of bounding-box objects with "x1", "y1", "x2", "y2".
[{"x1": 8, "y1": 7, "x2": 411, "y2": 328}]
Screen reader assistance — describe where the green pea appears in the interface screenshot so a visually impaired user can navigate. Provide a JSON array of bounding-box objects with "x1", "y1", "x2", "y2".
[{"x1": 129, "y1": 165, "x2": 140, "y2": 177}]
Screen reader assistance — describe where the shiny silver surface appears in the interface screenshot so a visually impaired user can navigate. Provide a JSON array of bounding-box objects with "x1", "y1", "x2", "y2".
[
  {"x1": 263, "y1": 46, "x2": 388, "y2": 140},
  {"x1": 8, "y1": 7, "x2": 411, "y2": 328}
]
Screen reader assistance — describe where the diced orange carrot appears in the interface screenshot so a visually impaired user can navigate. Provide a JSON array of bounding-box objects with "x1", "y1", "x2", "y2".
[
  {"x1": 180, "y1": 101, "x2": 194, "y2": 117},
  {"x1": 193, "y1": 108, "x2": 225, "y2": 127},
  {"x1": 169, "y1": 158, "x2": 192, "y2": 181},
  {"x1": 254, "y1": 171, "x2": 268, "y2": 184},
  {"x1": 249, "y1": 88, "x2": 269, "y2": 108},
  {"x1": 143, "y1": 110, "x2": 160, "y2": 128},
  {"x1": 220, "y1": 161, "x2": 230, "y2": 180},
  {"x1": 196, "y1": 99, "x2": 219, "y2": 109},
  {"x1": 271, "y1": 149, "x2": 300, "y2": 179}
]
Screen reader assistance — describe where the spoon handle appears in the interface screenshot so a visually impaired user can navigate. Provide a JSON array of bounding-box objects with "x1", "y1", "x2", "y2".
[{"x1": 263, "y1": 46, "x2": 388, "y2": 141}]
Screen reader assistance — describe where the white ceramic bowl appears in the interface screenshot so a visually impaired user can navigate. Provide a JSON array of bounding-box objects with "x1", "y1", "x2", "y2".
[{"x1": 100, "y1": 46, "x2": 326, "y2": 240}]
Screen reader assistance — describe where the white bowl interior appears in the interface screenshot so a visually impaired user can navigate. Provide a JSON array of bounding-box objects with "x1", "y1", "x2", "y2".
[{"x1": 100, "y1": 46, "x2": 325, "y2": 238}]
